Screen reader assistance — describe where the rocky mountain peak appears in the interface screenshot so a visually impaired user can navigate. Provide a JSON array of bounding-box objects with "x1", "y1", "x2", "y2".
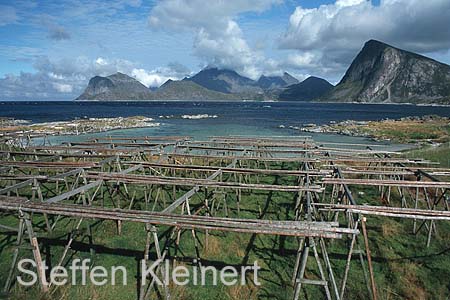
[
  {"x1": 326, "y1": 40, "x2": 450, "y2": 104},
  {"x1": 186, "y1": 67, "x2": 261, "y2": 94},
  {"x1": 76, "y1": 72, "x2": 152, "y2": 100},
  {"x1": 257, "y1": 72, "x2": 299, "y2": 89}
]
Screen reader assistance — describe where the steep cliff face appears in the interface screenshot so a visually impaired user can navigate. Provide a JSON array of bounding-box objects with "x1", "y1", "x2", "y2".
[
  {"x1": 76, "y1": 72, "x2": 152, "y2": 100},
  {"x1": 325, "y1": 40, "x2": 450, "y2": 104}
]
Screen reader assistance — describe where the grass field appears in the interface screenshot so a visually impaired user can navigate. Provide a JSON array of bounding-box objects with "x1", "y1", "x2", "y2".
[
  {"x1": 404, "y1": 142, "x2": 450, "y2": 167},
  {"x1": 328, "y1": 116, "x2": 450, "y2": 144},
  {"x1": 0, "y1": 149, "x2": 450, "y2": 300}
]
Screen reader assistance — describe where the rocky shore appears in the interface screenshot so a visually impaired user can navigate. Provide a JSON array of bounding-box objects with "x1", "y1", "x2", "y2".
[
  {"x1": 284, "y1": 115, "x2": 450, "y2": 144},
  {"x1": 0, "y1": 116, "x2": 160, "y2": 138}
]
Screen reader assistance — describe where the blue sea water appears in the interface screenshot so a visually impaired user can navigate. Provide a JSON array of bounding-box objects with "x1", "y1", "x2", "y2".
[{"x1": 1, "y1": 101, "x2": 450, "y2": 148}]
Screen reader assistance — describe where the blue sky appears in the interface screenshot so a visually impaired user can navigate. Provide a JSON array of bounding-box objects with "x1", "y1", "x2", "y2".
[{"x1": 0, "y1": 0, "x2": 449, "y2": 100}]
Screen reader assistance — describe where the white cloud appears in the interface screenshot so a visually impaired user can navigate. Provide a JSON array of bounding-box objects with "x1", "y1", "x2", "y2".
[
  {"x1": 95, "y1": 57, "x2": 108, "y2": 66},
  {"x1": 0, "y1": 45, "x2": 44, "y2": 61},
  {"x1": 285, "y1": 53, "x2": 318, "y2": 69},
  {"x1": 33, "y1": 56, "x2": 136, "y2": 79},
  {"x1": 131, "y1": 63, "x2": 191, "y2": 87},
  {"x1": 131, "y1": 69, "x2": 166, "y2": 87},
  {"x1": 52, "y1": 82, "x2": 73, "y2": 93},
  {"x1": 0, "y1": 55, "x2": 191, "y2": 100},
  {"x1": 0, "y1": 56, "x2": 137, "y2": 100},
  {"x1": 149, "y1": 0, "x2": 281, "y2": 79},
  {"x1": 336, "y1": 0, "x2": 366, "y2": 7},
  {"x1": 280, "y1": 0, "x2": 450, "y2": 78},
  {"x1": 131, "y1": 69, "x2": 178, "y2": 87},
  {"x1": 0, "y1": 72, "x2": 56, "y2": 100},
  {"x1": 149, "y1": 0, "x2": 280, "y2": 32},
  {"x1": 193, "y1": 20, "x2": 264, "y2": 79}
]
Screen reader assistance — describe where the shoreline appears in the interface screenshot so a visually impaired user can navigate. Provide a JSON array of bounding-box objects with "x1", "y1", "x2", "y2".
[
  {"x1": 0, "y1": 116, "x2": 160, "y2": 139},
  {"x1": 295, "y1": 115, "x2": 450, "y2": 144},
  {"x1": 1, "y1": 100, "x2": 450, "y2": 107},
  {"x1": 313, "y1": 100, "x2": 450, "y2": 107}
]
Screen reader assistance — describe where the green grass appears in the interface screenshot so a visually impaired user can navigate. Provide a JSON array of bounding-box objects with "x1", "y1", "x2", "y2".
[
  {"x1": 329, "y1": 116, "x2": 450, "y2": 143},
  {"x1": 1, "y1": 159, "x2": 450, "y2": 299},
  {"x1": 403, "y1": 142, "x2": 450, "y2": 167}
]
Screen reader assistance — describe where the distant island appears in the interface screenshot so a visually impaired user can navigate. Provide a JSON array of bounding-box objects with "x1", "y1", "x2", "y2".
[
  {"x1": 76, "y1": 40, "x2": 450, "y2": 105},
  {"x1": 76, "y1": 68, "x2": 332, "y2": 102}
]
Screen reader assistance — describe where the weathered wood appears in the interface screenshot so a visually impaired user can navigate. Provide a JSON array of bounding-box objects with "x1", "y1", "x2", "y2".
[
  {"x1": 1, "y1": 134, "x2": 448, "y2": 300},
  {"x1": 92, "y1": 135, "x2": 190, "y2": 141},
  {"x1": 323, "y1": 178, "x2": 450, "y2": 189},
  {"x1": 126, "y1": 161, "x2": 331, "y2": 176},
  {"x1": 0, "y1": 179, "x2": 34, "y2": 195},
  {"x1": 168, "y1": 152, "x2": 432, "y2": 164},
  {"x1": 361, "y1": 217, "x2": 377, "y2": 300},
  {"x1": 315, "y1": 203, "x2": 450, "y2": 220},
  {"x1": 45, "y1": 180, "x2": 102, "y2": 203},
  {"x1": 0, "y1": 197, "x2": 357, "y2": 238},
  {"x1": 0, "y1": 161, "x2": 96, "y2": 168},
  {"x1": 66, "y1": 141, "x2": 174, "y2": 148},
  {"x1": 181, "y1": 143, "x2": 397, "y2": 155},
  {"x1": 86, "y1": 172, "x2": 323, "y2": 192},
  {"x1": 162, "y1": 160, "x2": 237, "y2": 213},
  {"x1": 0, "y1": 150, "x2": 135, "y2": 158}
]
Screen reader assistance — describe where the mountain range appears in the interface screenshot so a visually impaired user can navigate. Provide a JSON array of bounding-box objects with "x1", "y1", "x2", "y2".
[
  {"x1": 76, "y1": 40, "x2": 450, "y2": 104},
  {"x1": 76, "y1": 67, "x2": 325, "y2": 101}
]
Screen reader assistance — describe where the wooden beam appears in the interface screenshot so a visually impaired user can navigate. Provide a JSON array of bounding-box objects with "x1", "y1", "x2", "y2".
[{"x1": 0, "y1": 197, "x2": 358, "y2": 238}]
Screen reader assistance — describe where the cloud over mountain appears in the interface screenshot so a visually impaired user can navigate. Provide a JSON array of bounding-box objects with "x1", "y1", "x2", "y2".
[
  {"x1": 2, "y1": 0, "x2": 450, "y2": 100},
  {"x1": 0, "y1": 55, "x2": 190, "y2": 100},
  {"x1": 131, "y1": 62, "x2": 191, "y2": 88},
  {"x1": 280, "y1": 0, "x2": 450, "y2": 78},
  {"x1": 149, "y1": 0, "x2": 281, "y2": 79}
]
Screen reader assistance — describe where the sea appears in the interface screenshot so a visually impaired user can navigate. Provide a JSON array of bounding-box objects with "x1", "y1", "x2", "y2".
[{"x1": 2, "y1": 101, "x2": 450, "y2": 149}]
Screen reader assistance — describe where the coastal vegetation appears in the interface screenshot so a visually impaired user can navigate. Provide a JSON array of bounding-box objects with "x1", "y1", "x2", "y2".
[
  {"x1": 300, "y1": 115, "x2": 450, "y2": 144},
  {"x1": 404, "y1": 142, "x2": 450, "y2": 168}
]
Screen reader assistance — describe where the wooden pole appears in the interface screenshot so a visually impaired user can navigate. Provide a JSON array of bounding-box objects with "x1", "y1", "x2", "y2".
[{"x1": 361, "y1": 217, "x2": 377, "y2": 300}]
